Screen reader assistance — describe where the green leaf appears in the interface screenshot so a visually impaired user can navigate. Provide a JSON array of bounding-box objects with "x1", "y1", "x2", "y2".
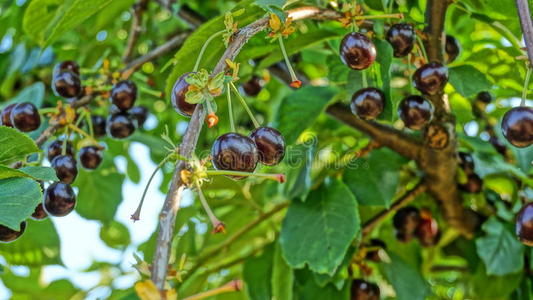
[
  {"x1": 273, "y1": 86, "x2": 337, "y2": 145},
  {"x1": 476, "y1": 217, "x2": 525, "y2": 276},
  {"x1": 272, "y1": 242, "x2": 294, "y2": 300},
  {"x1": 165, "y1": 1, "x2": 264, "y2": 96},
  {"x1": 1, "y1": 82, "x2": 45, "y2": 109},
  {"x1": 100, "y1": 221, "x2": 131, "y2": 250},
  {"x1": 0, "y1": 218, "x2": 62, "y2": 266},
  {"x1": 0, "y1": 177, "x2": 41, "y2": 230},
  {"x1": 280, "y1": 179, "x2": 359, "y2": 275},
  {"x1": 243, "y1": 244, "x2": 274, "y2": 300},
  {"x1": 126, "y1": 157, "x2": 140, "y2": 184},
  {"x1": 382, "y1": 252, "x2": 431, "y2": 300},
  {"x1": 449, "y1": 65, "x2": 492, "y2": 97},
  {"x1": 294, "y1": 268, "x2": 349, "y2": 300},
  {"x1": 23, "y1": 0, "x2": 113, "y2": 46},
  {"x1": 73, "y1": 161, "x2": 125, "y2": 222},
  {"x1": 471, "y1": 263, "x2": 523, "y2": 300},
  {"x1": 254, "y1": 0, "x2": 286, "y2": 12},
  {"x1": 0, "y1": 126, "x2": 40, "y2": 165},
  {"x1": 374, "y1": 39, "x2": 394, "y2": 120},
  {"x1": 0, "y1": 166, "x2": 58, "y2": 182},
  {"x1": 284, "y1": 142, "x2": 315, "y2": 200},
  {"x1": 343, "y1": 148, "x2": 406, "y2": 207}
]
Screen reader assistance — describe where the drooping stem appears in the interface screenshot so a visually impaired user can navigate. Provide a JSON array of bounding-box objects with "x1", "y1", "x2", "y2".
[
  {"x1": 61, "y1": 127, "x2": 70, "y2": 156},
  {"x1": 227, "y1": 84, "x2": 236, "y2": 132},
  {"x1": 361, "y1": 69, "x2": 368, "y2": 88},
  {"x1": 85, "y1": 111, "x2": 94, "y2": 138},
  {"x1": 278, "y1": 36, "x2": 299, "y2": 84},
  {"x1": 229, "y1": 82, "x2": 260, "y2": 128},
  {"x1": 206, "y1": 169, "x2": 285, "y2": 182},
  {"x1": 521, "y1": 66, "x2": 532, "y2": 106},
  {"x1": 407, "y1": 54, "x2": 415, "y2": 94},
  {"x1": 416, "y1": 35, "x2": 429, "y2": 63},
  {"x1": 193, "y1": 30, "x2": 226, "y2": 72},
  {"x1": 183, "y1": 280, "x2": 243, "y2": 300},
  {"x1": 195, "y1": 180, "x2": 225, "y2": 232}
]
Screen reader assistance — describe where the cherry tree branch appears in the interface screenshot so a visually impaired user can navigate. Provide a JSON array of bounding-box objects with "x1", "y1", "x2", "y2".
[
  {"x1": 123, "y1": 0, "x2": 149, "y2": 62},
  {"x1": 516, "y1": 0, "x2": 533, "y2": 66},
  {"x1": 183, "y1": 280, "x2": 243, "y2": 300}
]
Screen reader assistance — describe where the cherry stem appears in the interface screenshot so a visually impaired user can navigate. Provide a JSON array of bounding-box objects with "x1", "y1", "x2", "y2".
[
  {"x1": 194, "y1": 180, "x2": 224, "y2": 232},
  {"x1": 139, "y1": 86, "x2": 163, "y2": 98},
  {"x1": 277, "y1": 36, "x2": 299, "y2": 84},
  {"x1": 353, "y1": 13, "x2": 403, "y2": 20},
  {"x1": 131, "y1": 155, "x2": 171, "y2": 221},
  {"x1": 415, "y1": 35, "x2": 429, "y2": 63},
  {"x1": 67, "y1": 124, "x2": 99, "y2": 145},
  {"x1": 193, "y1": 30, "x2": 226, "y2": 72},
  {"x1": 521, "y1": 66, "x2": 531, "y2": 106},
  {"x1": 38, "y1": 107, "x2": 58, "y2": 115},
  {"x1": 229, "y1": 82, "x2": 260, "y2": 128},
  {"x1": 183, "y1": 280, "x2": 242, "y2": 300},
  {"x1": 227, "y1": 83, "x2": 236, "y2": 132},
  {"x1": 407, "y1": 54, "x2": 415, "y2": 94},
  {"x1": 361, "y1": 69, "x2": 368, "y2": 88},
  {"x1": 206, "y1": 170, "x2": 285, "y2": 183},
  {"x1": 205, "y1": 98, "x2": 215, "y2": 115},
  {"x1": 61, "y1": 127, "x2": 70, "y2": 156},
  {"x1": 85, "y1": 111, "x2": 94, "y2": 138}
]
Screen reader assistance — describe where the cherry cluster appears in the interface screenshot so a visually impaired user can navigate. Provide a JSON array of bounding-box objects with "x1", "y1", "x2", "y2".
[
  {"x1": 393, "y1": 206, "x2": 440, "y2": 247},
  {"x1": 457, "y1": 152, "x2": 483, "y2": 194},
  {"x1": 0, "y1": 60, "x2": 149, "y2": 243},
  {"x1": 350, "y1": 279, "x2": 380, "y2": 300},
  {"x1": 171, "y1": 72, "x2": 286, "y2": 178}
]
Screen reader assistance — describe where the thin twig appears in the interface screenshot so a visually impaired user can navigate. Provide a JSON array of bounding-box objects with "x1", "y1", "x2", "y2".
[
  {"x1": 516, "y1": 0, "x2": 533, "y2": 66},
  {"x1": 123, "y1": 0, "x2": 149, "y2": 62},
  {"x1": 183, "y1": 280, "x2": 243, "y2": 300}
]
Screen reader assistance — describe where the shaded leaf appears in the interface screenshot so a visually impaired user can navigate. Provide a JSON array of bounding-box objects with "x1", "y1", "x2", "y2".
[
  {"x1": 449, "y1": 65, "x2": 492, "y2": 97},
  {"x1": 0, "y1": 177, "x2": 41, "y2": 230},
  {"x1": 243, "y1": 244, "x2": 274, "y2": 300},
  {"x1": 382, "y1": 252, "x2": 431, "y2": 300},
  {"x1": 0, "y1": 126, "x2": 40, "y2": 165}
]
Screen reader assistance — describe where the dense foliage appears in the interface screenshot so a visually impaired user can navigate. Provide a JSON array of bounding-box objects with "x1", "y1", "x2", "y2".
[{"x1": 0, "y1": 0, "x2": 532, "y2": 299}]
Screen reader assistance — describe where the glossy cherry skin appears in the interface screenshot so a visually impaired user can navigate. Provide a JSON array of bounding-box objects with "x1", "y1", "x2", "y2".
[
  {"x1": 0, "y1": 222, "x2": 26, "y2": 243},
  {"x1": 242, "y1": 75, "x2": 263, "y2": 97},
  {"x1": 459, "y1": 173, "x2": 483, "y2": 193},
  {"x1": 249, "y1": 127, "x2": 285, "y2": 166},
  {"x1": 211, "y1": 132, "x2": 259, "y2": 179},
  {"x1": 516, "y1": 202, "x2": 533, "y2": 246},
  {"x1": 1, "y1": 103, "x2": 16, "y2": 127},
  {"x1": 111, "y1": 80, "x2": 137, "y2": 111},
  {"x1": 52, "y1": 70, "x2": 82, "y2": 98},
  {"x1": 398, "y1": 95, "x2": 434, "y2": 130},
  {"x1": 340, "y1": 32, "x2": 376, "y2": 70},
  {"x1": 10, "y1": 102, "x2": 41, "y2": 132},
  {"x1": 51, "y1": 155, "x2": 78, "y2": 183},
  {"x1": 351, "y1": 87, "x2": 385, "y2": 120},
  {"x1": 47, "y1": 139, "x2": 74, "y2": 162},
  {"x1": 386, "y1": 23, "x2": 415, "y2": 58},
  {"x1": 130, "y1": 106, "x2": 149, "y2": 127},
  {"x1": 31, "y1": 203, "x2": 48, "y2": 220},
  {"x1": 445, "y1": 35, "x2": 460, "y2": 63},
  {"x1": 53, "y1": 60, "x2": 80, "y2": 76},
  {"x1": 107, "y1": 113, "x2": 136, "y2": 139},
  {"x1": 412, "y1": 62, "x2": 448, "y2": 95},
  {"x1": 79, "y1": 146, "x2": 103, "y2": 170},
  {"x1": 171, "y1": 72, "x2": 197, "y2": 117},
  {"x1": 501, "y1": 106, "x2": 533, "y2": 148},
  {"x1": 393, "y1": 206, "x2": 421, "y2": 242},
  {"x1": 458, "y1": 152, "x2": 475, "y2": 175},
  {"x1": 477, "y1": 91, "x2": 492, "y2": 104},
  {"x1": 351, "y1": 279, "x2": 380, "y2": 300},
  {"x1": 44, "y1": 182, "x2": 76, "y2": 217},
  {"x1": 91, "y1": 115, "x2": 107, "y2": 138},
  {"x1": 416, "y1": 216, "x2": 440, "y2": 247}
]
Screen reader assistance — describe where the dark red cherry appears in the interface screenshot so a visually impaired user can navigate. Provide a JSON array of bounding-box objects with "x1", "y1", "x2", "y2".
[
  {"x1": 458, "y1": 152, "x2": 475, "y2": 175},
  {"x1": 91, "y1": 115, "x2": 107, "y2": 138},
  {"x1": 351, "y1": 279, "x2": 380, "y2": 300},
  {"x1": 51, "y1": 155, "x2": 78, "y2": 183},
  {"x1": 459, "y1": 173, "x2": 483, "y2": 193},
  {"x1": 1, "y1": 103, "x2": 16, "y2": 127},
  {"x1": 386, "y1": 23, "x2": 415, "y2": 58},
  {"x1": 79, "y1": 146, "x2": 103, "y2": 170},
  {"x1": 350, "y1": 87, "x2": 385, "y2": 120},
  {"x1": 249, "y1": 127, "x2": 285, "y2": 166},
  {"x1": 445, "y1": 35, "x2": 460, "y2": 63},
  {"x1": 44, "y1": 182, "x2": 76, "y2": 217},
  {"x1": 52, "y1": 70, "x2": 82, "y2": 98},
  {"x1": 47, "y1": 139, "x2": 74, "y2": 162},
  {"x1": 412, "y1": 62, "x2": 448, "y2": 95},
  {"x1": 340, "y1": 32, "x2": 376, "y2": 70},
  {"x1": 53, "y1": 61, "x2": 80, "y2": 76},
  {"x1": 516, "y1": 202, "x2": 533, "y2": 246},
  {"x1": 501, "y1": 106, "x2": 533, "y2": 148},
  {"x1": 10, "y1": 102, "x2": 41, "y2": 132},
  {"x1": 31, "y1": 203, "x2": 48, "y2": 220},
  {"x1": 416, "y1": 213, "x2": 440, "y2": 247},
  {"x1": 130, "y1": 106, "x2": 149, "y2": 127},
  {"x1": 111, "y1": 80, "x2": 137, "y2": 111},
  {"x1": 211, "y1": 132, "x2": 259, "y2": 179},
  {"x1": 398, "y1": 95, "x2": 434, "y2": 130},
  {"x1": 171, "y1": 72, "x2": 197, "y2": 117},
  {"x1": 365, "y1": 239, "x2": 386, "y2": 262},
  {"x1": 0, "y1": 222, "x2": 26, "y2": 243},
  {"x1": 242, "y1": 76, "x2": 263, "y2": 97},
  {"x1": 107, "y1": 113, "x2": 136, "y2": 139},
  {"x1": 393, "y1": 206, "x2": 421, "y2": 242},
  {"x1": 476, "y1": 91, "x2": 492, "y2": 104}
]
